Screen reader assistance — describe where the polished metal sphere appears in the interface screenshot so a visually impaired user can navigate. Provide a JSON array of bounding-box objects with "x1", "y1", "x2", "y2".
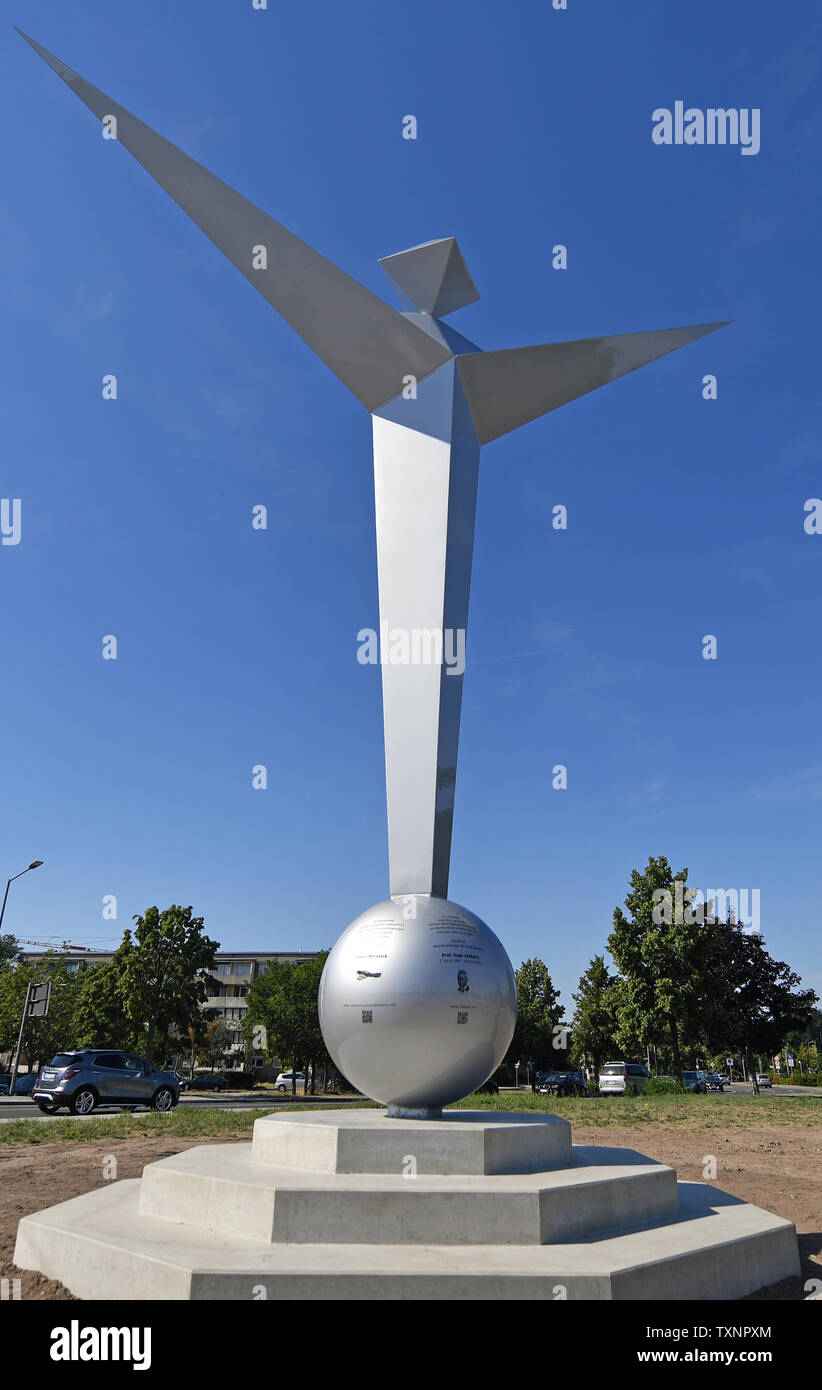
[{"x1": 319, "y1": 895, "x2": 517, "y2": 1110}]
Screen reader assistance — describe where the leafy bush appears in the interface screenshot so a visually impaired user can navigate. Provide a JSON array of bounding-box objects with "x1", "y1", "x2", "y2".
[
  {"x1": 222, "y1": 1070, "x2": 258, "y2": 1089},
  {"x1": 645, "y1": 1075, "x2": 685, "y2": 1096}
]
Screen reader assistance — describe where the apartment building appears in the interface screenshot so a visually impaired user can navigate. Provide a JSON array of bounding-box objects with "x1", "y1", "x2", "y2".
[{"x1": 200, "y1": 952, "x2": 318, "y2": 1060}]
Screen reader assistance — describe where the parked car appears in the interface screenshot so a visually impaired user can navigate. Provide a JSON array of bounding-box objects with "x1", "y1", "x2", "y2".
[
  {"x1": 32, "y1": 1050, "x2": 180, "y2": 1115},
  {"x1": 538, "y1": 1070, "x2": 587, "y2": 1098},
  {"x1": 185, "y1": 1073, "x2": 230, "y2": 1091},
  {"x1": 598, "y1": 1062, "x2": 650, "y2": 1096},
  {"x1": 704, "y1": 1071, "x2": 726, "y2": 1092},
  {"x1": 681, "y1": 1070, "x2": 708, "y2": 1094},
  {"x1": 0, "y1": 1073, "x2": 37, "y2": 1096},
  {"x1": 12, "y1": 1073, "x2": 39, "y2": 1096},
  {"x1": 755, "y1": 1073, "x2": 772, "y2": 1089},
  {"x1": 275, "y1": 1070, "x2": 307, "y2": 1092}
]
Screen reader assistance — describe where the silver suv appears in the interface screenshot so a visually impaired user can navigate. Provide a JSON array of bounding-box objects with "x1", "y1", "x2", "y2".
[
  {"x1": 33, "y1": 1050, "x2": 180, "y2": 1116},
  {"x1": 598, "y1": 1061, "x2": 650, "y2": 1096}
]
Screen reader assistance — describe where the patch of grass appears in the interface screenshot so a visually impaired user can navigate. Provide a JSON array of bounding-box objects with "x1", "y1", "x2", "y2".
[
  {"x1": 0, "y1": 1104, "x2": 369, "y2": 1146},
  {"x1": 456, "y1": 1091, "x2": 822, "y2": 1130},
  {"x1": 2, "y1": 1091, "x2": 817, "y2": 1144}
]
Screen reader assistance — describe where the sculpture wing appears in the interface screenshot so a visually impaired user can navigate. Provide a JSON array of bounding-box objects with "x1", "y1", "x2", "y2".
[
  {"x1": 17, "y1": 29, "x2": 451, "y2": 412},
  {"x1": 456, "y1": 323, "x2": 728, "y2": 444}
]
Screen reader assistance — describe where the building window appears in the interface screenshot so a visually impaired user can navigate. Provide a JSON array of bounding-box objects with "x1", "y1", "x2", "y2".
[
  {"x1": 236, "y1": 987, "x2": 247, "y2": 997},
  {"x1": 234, "y1": 963, "x2": 251, "y2": 975}
]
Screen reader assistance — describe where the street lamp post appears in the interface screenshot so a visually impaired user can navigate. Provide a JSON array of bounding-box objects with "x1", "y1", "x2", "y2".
[
  {"x1": 0, "y1": 861, "x2": 44, "y2": 936},
  {"x1": 0, "y1": 861, "x2": 44, "y2": 1098}
]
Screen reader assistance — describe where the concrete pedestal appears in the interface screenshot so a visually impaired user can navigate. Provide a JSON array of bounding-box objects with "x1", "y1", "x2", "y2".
[{"x1": 14, "y1": 1109, "x2": 799, "y2": 1300}]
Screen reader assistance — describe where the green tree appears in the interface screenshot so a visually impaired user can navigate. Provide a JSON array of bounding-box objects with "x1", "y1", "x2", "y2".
[
  {"x1": 289, "y1": 955, "x2": 329, "y2": 1093},
  {"x1": 0, "y1": 961, "x2": 35, "y2": 1054},
  {"x1": 185, "y1": 1012, "x2": 217, "y2": 1077},
  {"x1": 118, "y1": 905, "x2": 219, "y2": 1062},
  {"x1": 505, "y1": 958, "x2": 563, "y2": 1077},
  {"x1": 784, "y1": 1007, "x2": 822, "y2": 1052},
  {"x1": 789, "y1": 1041, "x2": 819, "y2": 1077},
  {"x1": 607, "y1": 856, "x2": 712, "y2": 1078},
  {"x1": 571, "y1": 955, "x2": 619, "y2": 1076},
  {"x1": 0, "y1": 954, "x2": 82, "y2": 1070},
  {"x1": 603, "y1": 977, "x2": 650, "y2": 1066},
  {"x1": 70, "y1": 960, "x2": 137, "y2": 1050},
  {"x1": 0, "y1": 935, "x2": 20, "y2": 972},
  {"x1": 198, "y1": 1019, "x2": 235, "y2": 1073},
  {"x1": 245, "y1": 953, "x2": 330, "y2": 1093},
  {"x1": 702, "y1": 919, "x2": 817, "y2": 1072}
]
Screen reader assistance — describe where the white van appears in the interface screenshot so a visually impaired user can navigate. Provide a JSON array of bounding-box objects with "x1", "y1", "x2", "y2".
[{"x1": 598, "y1": 1061, "x2": 650, "y2": 1096}]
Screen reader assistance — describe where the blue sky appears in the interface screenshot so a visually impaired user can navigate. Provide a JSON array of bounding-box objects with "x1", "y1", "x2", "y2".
[{"x1": 2, "y1": 0, "x2": 820, "y2": 1014}]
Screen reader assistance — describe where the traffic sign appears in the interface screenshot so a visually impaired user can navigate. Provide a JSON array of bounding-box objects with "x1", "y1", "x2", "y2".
[{"x1": 28, "y1": 982, "x2": 51, "y2": 1018}]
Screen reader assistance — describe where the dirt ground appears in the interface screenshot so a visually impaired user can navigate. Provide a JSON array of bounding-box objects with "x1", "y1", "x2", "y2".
[
  {"x1": 572, "y1": 1122, "x2": 822, "y2": 1301},
  {"x1": 2, "y1": 1124, "x2": 820, "y2": 1300},
  {"x1": 1, "y1": 1134, "x2": 246, "y2": 1300}
]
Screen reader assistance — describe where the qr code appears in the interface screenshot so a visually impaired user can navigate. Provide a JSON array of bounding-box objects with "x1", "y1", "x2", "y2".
[
  {"x1": 361, "y1": 1010, "x2": 373, "y2": 1024},
  {"x1": 457, "y1": 1011, "x2": 468, "y2": 1025}
]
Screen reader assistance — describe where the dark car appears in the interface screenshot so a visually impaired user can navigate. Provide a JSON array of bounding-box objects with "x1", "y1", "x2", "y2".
[
  {"x1": 0, "y1": 1073, "x2": 34, "y2": 1096},
  {"x1": 704, "y1": 1071, "x2": 725, "y2": 1092},
  {"x1": 33, "y1": 1050, "x2": 180, "y2": 1115},
  {"x1": 681, "y1": 1070, "x2": 708, "y2": 1094},
  {"x1": 13, "y1": 1073, "x2": 39, "y2": 1096},
  {"x1": 538, "y1": 1070, "x2": 587, "y2": 1098},
  {"x1": 185, "y1": 1074, "x2": 230, "y2": 1091}
]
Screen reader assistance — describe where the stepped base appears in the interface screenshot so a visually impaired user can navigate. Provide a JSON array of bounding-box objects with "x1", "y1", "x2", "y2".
[
  {"x1": 249, "y1": 1108, "x2": 573, "y2": 1174},
  {"x1": 14, "y1": 1110, "x2": 800, "y2": 1300},
  {"x1": 137, "y1": 1142, "x2": 679, "y2": 1245}
]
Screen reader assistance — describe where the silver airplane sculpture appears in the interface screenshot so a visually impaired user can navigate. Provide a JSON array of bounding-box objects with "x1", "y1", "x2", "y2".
[{"x1": 18, "y1": 29, "x2": 727, "y2": 907}]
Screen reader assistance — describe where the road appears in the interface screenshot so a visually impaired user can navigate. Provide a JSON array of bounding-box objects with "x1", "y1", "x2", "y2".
[
  {"x1": 725, "y1": 1081, "x2": 822, "y2": 1097},
  {"x1": 0, "y1": 1082, "x2": 818, "y2": 1122},
  {"x1": 0, "y1": 1092, "x2": 362, "y2": 1122}
]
